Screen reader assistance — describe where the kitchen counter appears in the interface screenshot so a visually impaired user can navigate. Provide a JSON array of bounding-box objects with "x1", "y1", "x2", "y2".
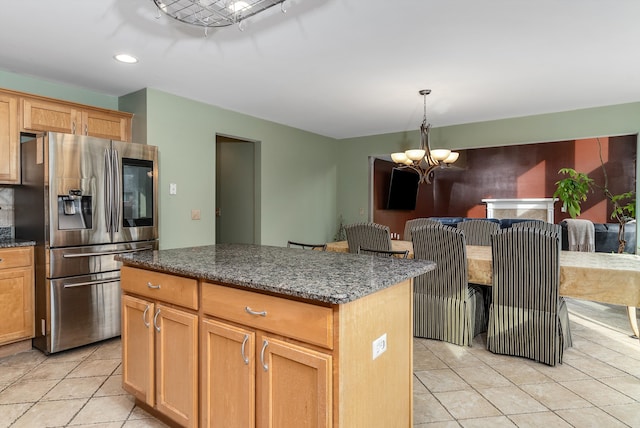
[
  {"x1": 117, "y1": 243, "x2": 434, "y2": 427},
  {"x1": 115, "y1": 243, "x2": 435, "y2": 304},
  {"x1": 0, "y1": 238, "x2": 36, "y2": 248}
]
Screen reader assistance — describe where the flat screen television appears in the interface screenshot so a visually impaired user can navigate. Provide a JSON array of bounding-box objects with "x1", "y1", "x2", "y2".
[{"x1": 386, "y1": 168, "x2": 420, "y2": 210}]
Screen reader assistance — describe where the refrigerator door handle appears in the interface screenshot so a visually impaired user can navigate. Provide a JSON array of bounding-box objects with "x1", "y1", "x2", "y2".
[
  {"x1": 63, "y1": 278, "x2": 120, "y2": 288},
  {"x1": 62, "y1": 246, "x2": 155, "y2": 258},
  {"x1": 104, "y1": 148, "x2": 112, "y2": 234},
  {"x1": 112, "y1": 148, "x2": 121, "y2": 233}
]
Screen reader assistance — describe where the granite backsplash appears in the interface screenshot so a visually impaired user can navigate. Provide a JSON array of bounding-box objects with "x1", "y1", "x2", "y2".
[{"x1": 0, "y1": 186, "x2": 14, "y2": 238}]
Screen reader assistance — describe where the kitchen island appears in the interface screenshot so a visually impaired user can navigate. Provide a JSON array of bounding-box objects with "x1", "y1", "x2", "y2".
[{"x1": 116, "y1": 244, "x2": 435, "y2": 428}]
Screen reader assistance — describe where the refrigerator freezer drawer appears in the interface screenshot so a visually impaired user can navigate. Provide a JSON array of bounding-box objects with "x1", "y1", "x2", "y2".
[
  {"x1": 49, "y1": 241, "x2": 157, "y2": 278},
  {"x1": 49, "y1": 273, "x2": 121, "y2": 354}
]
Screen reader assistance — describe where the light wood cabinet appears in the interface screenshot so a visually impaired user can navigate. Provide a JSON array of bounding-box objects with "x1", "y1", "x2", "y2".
[
  {"x1": 201, "y1": 317, "x2": 332, "y2": 428},
  {"x1": 257, "y1": 334, "x2": 332, "y2": 427},
  {"x1": 22, "y1": 97, "x2": 132, "y2": 142},
  {"x1": 121, "y1": 263, "x2": 414, "y2": 428},
  {"x1": 0, "y1": 247, "x2": 34, "y2": 345},
  {"x1": 0, "y1": 92, "x2": 19, "y2": 184},
  {"x1": 121, "y1": 268, "x2": 198, "y2": 428}
]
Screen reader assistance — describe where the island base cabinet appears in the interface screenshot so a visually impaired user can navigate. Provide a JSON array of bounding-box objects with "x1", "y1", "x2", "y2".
[
  {"x1": 201, "y1": 318, "x2": 256, "y2": 428},
  {"x1": 257, "y1": 335, "x2": 332, "y2": 428},
  {"x1": 201, "y1": 318, "x2": 332, "y2": 428},
  {"x1": 121, "y1": 295, "x2": 198, "y2": 428},
  {"x1": 122, "y1": 295, "x2": 154, "y2": 406}
]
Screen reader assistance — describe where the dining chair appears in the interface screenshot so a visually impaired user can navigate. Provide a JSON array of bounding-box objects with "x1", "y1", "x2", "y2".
[
  {"x1": 357, "y1": 246, "x2": 409, "y2": 258},
  {"x1": 287, "y1": 241, "x2": 327, "y2": 251},
  {"x1": 487, "y1": 227, "x2": 572, "y2": 366},
  {"x1": 456, "y1": 219, "x2": 500, "y2": 246},
  {"x1": 512, "y1": 220, "x2": 561, "y2": 237},
  {"x1": 412, "y1": 224, "x2": 487, "y2": 346},
  {"x1": 344, "y1": 222, "x2": 392, "y2": 254},
  {"x1": 403, "y1": 218, "x2": 440, "y2": 241}
]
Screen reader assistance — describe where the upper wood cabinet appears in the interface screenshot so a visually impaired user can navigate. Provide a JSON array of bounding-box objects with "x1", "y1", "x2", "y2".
[
  {"x1": 0, "y1": 92, "x2": 19, "y2": 184},
  {"x1": 22, "y1": 97, "x2": 132, "y2": 142}
]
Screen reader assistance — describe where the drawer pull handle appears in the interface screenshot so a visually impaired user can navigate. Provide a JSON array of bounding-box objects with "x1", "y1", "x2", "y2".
[
  {"x1": 260, "y1": 339, "x2": 269, "y2": 371},
  {"x1": 142, "y1": 305, "x2": 150, "y2": 328},
  {"x1": 153, "y1": 309, "x2": 161, "y2": 332},
  {"x1": 147, "y1": 282, "x2": 161, "y2": 289},
  {"x1": 241, "y1": 334, "x2": 250, "y2": 365},
  {"x1": 245, "y1": 306, "x2": 267, "y2": 317}
]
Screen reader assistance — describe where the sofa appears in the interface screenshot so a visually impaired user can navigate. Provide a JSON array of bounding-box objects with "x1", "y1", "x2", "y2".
[
  {"x1": 560, "y1": 221, "x2": 636, "y2": 254},
  {"x1": 426, "y1": 217, "x2": 637, "y2": 254}
]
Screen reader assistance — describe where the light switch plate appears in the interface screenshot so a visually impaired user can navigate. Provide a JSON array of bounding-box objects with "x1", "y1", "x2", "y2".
[{"x1": 169, "y1": 183, "x2": 177, "y2": 195}]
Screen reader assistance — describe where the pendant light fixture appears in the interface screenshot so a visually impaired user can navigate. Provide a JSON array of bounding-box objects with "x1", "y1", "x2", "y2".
[{"x1": 390, "y1": 90, "x2": 459, "y2": 184}]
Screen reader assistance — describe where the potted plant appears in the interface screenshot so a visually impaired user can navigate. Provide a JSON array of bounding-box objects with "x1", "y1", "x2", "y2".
[{"x1": 553, "y1": 138, "x2": 636, "y2": 253}]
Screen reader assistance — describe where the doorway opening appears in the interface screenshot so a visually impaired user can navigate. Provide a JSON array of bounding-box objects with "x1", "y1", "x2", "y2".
[{"x1": 215, "y1": 134, "x2": 261, "y2": 244}]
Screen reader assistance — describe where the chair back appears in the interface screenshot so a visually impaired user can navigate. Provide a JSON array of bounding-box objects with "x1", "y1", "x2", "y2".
[
  {"x1": 344, "y1": 222, "x2": 392, "y2": 254},
  {"x1": 357, "y1": 246, "x2": 409, "y2": 258},
  {"x1": 403, "y1": 218, "x2": 441, "y2": 241},
  {"x1": 512, "y1": 220, "x2": 561, "y2": 237},
  {"x1": 287, "y1": 241, "x2": 327, "y2": 251},
  {"x1": 489, "y1": 226, "x2": 569, "y2": 365},
  {"x1": 492, "y1": 227, "x2": 560, "y2": 312},
  {"x1": 456, "y1": 219, "x2": 500, "y2": 246},
  {"x1": 412, "y1": 224, "x2": 467, "y2": 300}
]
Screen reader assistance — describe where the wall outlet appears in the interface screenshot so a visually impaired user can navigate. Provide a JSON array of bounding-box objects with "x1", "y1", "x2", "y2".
[
  {"x1": 191, "y1": 209, "x2": 201, "y2": 220},
  {"x1": 372, "y1": 333, "x2": 387, "y2": 360},
  {"x1": 169, "y1": 183, "x2": 177, "y2": 195}
]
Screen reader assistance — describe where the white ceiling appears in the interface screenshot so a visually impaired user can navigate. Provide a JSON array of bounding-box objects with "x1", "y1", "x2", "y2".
[{"x1": 2, "y1": 0, "x2": 640, "y2": 139}]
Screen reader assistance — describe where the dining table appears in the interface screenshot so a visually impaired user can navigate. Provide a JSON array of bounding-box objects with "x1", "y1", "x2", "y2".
[{"x1": 326, "y1": 240, "x2": 640, "y2": 337}]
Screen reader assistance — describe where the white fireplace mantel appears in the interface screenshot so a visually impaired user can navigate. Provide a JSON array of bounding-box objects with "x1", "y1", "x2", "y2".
[{"x1": 481, "y1": 198, "x2": 558, "y2": 223}]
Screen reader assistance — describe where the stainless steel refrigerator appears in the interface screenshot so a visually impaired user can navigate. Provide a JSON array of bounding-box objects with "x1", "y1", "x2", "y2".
[{"x1": 15, "y1": 132, "x2": 158, "y2": 354}]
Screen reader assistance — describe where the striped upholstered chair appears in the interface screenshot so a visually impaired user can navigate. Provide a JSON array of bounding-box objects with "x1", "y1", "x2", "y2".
[
  {"x1": 344, "y1": 222, "x2": 392, "y2": 254},
  {"x1": 511, "y1": 220, "x2": 561, "y2": 237},
  {"x1": 456, "y1": 219, "x2": 500, "y2": 246},
  {"x1": 403, "y1": 218, "x2": 441, "y2": 241},
  {"x1": 412, "y1": 224, "x2": 487, "y2": 346},
  {"x1": 487, "y1": 227, "x2": 572, "y2": 366}
]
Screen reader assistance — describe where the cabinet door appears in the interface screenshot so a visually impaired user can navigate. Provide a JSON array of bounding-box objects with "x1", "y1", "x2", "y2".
[
  {"x1": 0, "y1": 93, "x2": 19, "y2": 184},
  {"x1": 155, "y1": 304, "x2": 198, "y2": 428},
  {"x1": 0, "y1": 267, "x2": 34, "y2": 344},
  {"x1": 257, "y1": 335, "x2": 332, "y2": 428},
  {"x1": 121, "y1": 295, "x2": 155, "y2": 406},
  {"x1": 81, "y1": 109, "x2": 132, "y2": 142},
  {"x1": 201, "y1": 318, "x2": 256, "y2": 428},
  {"x1": 22, "y1": 98, "x2": 81, "y2": 134}
]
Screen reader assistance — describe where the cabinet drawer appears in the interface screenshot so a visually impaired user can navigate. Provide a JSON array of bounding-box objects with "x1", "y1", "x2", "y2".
[
  {"x1": 120, "y1": 266, "x2": 198, "y2": 310},
  {"x1": 0, "y1": 247, "x2": 33, "y2": 270},
  {"x1": 202, "y1": 282, "x2": 333, "y2": 349}
]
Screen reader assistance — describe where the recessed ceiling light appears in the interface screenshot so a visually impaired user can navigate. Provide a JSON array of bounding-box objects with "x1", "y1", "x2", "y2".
[
  {"x1": 229, "y1": 1, "x2": 250, "y2": 12},
  {"x1": 114, "y1": 54, "x2": 138, "y2": 64}
]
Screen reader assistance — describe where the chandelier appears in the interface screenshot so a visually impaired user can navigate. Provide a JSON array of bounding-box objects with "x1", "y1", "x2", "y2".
[
  {"x1": 390, "y1": 90, "x2": 459, "y2": 184},
  {"x1": 152, "y1": 0, "x2": 288, "y2": 32}
]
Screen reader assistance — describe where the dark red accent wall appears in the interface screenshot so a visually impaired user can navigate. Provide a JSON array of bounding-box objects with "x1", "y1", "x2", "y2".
[{"x1": 374, "y1": 135, "x2": 637, "y2": 239}]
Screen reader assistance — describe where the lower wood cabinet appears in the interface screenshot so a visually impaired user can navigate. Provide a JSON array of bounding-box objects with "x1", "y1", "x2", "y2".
[
  {"x1": 121, "y1": 264, "x2": 413, "y2": 428},
  {"x1": 201, "y1": 318, "x2": 332, "y2": 428},
  {"x1": 122, "y1": 294, "x2": 198, "y2": 428},
  {"x1": 0, "y1": 247, "x2": 34, "y2": 345}
]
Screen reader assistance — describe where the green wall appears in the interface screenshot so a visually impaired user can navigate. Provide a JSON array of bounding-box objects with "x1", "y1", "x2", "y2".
[
  {"x1": 336, "y1": 104, "x2": 640, "y2": 235},
  {"x1": 0, "y1": 70, "x2": 118, "y2": 110},
  {"x1": 4, "y1": 68, "x2": 639, "y2": 250},
  {"x1": 122, "y1": 89, "x2": 339, "y2": 250}
]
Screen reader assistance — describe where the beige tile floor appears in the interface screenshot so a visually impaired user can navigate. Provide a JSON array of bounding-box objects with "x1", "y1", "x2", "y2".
[{"x1": 0, "y1": 298, "x2": 638, "y2": 427}]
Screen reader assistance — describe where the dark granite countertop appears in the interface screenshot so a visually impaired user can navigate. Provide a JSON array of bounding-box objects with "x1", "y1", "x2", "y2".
[
  {"x1": 116, "y1": 243, "x2": 435, "y2": 304},
  {"x1": 0, "y1": 238, "x2": 36, "y2": 248}
]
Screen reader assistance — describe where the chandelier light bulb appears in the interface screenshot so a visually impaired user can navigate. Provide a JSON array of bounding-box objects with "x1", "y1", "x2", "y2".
[
  {"x1": 443, "y1": 152, "x2": 459, "y2": 164},
  {"x1": 405, "y1": 149, "x2": 426, "y2": 161},
  {"x1": 391, "y1": 152, "x2": 409, "y2": 164},
  {"x1": 430, "y1": 149, "x2": 452, "y2": 162}
]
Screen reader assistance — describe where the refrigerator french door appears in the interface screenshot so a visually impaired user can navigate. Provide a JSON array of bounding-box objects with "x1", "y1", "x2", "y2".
[{"x1": 16, "y1": 132, "x2": 158, "y2": 354}]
